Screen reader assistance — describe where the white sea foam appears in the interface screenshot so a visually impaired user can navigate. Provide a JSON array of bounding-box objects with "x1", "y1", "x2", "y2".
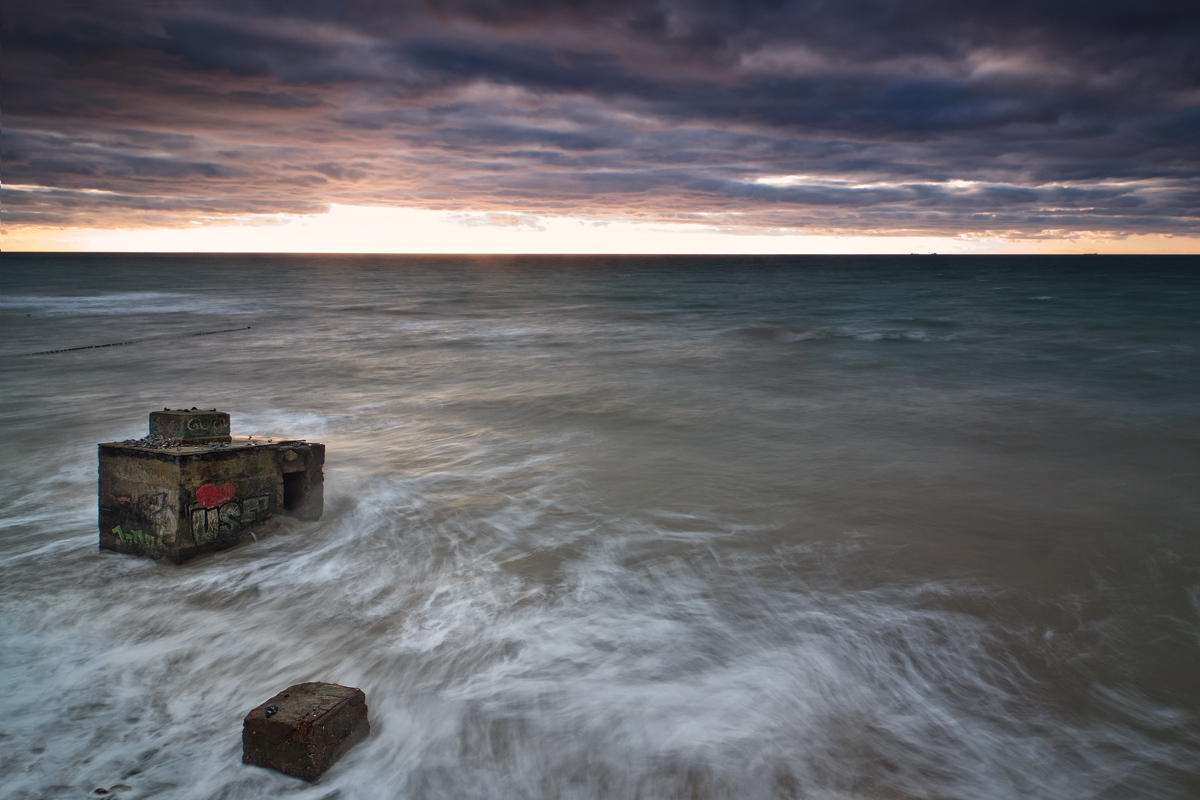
[
  {"x1": 2, "y1": 256, "x2": 1198, "y2": 799},
  {"x1": 0, "y1": 292, "x2": 258, "y2": 316}
]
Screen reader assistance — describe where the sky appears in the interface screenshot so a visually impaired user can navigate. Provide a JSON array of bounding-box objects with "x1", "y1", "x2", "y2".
[{"x1": 4, "y1": 0, "x2": 1200, "y2": 253}]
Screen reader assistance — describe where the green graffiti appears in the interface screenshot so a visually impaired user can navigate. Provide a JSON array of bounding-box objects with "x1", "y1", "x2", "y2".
[{"x1": 112, "y1": 524, "x2": 162, "y2": 551}]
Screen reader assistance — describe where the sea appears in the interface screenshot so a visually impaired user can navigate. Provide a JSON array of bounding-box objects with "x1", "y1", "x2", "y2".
[{"x1": 1, "y1": 253, "x2": 1198, "y2": 799}]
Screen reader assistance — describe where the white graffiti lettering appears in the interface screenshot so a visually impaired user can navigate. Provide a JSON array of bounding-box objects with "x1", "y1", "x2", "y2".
[{"x1": 190, "y1": 494, "x2": 272, "y2": 545}]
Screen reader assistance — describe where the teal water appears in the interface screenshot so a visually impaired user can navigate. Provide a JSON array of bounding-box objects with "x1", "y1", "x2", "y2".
[{"x1": 1, "y1": 254, "x2": 1199, "y2": 798}]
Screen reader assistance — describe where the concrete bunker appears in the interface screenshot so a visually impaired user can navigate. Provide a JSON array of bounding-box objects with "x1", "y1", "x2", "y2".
[{"x1": 98, "y1": 409, "x2": 324, "y2": 563}]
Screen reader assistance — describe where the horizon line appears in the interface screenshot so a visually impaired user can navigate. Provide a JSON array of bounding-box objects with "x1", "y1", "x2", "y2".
[{"x1": 6, "y1": 251, "x2": 1175, "y2": 257}]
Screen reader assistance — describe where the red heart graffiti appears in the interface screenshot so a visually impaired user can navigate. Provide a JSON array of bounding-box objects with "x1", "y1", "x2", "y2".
[{"x1": 196, "y1": 482, "x2": 236, "y2": 508}]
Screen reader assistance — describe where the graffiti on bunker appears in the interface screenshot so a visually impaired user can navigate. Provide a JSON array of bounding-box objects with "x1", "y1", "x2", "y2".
[{"x1": 190, "y1": 483, "x2": 271, "y2": 545}]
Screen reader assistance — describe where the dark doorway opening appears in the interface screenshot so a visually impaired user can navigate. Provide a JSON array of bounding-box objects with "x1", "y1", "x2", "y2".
[{"x1": 283, "y1": 472, "x2": 306, "y2": 512}]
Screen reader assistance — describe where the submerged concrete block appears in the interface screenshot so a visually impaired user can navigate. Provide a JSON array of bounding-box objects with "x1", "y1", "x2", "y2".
[
  {"x1": 98, "y1": 410, "x2": 324, "y2": 563},
  {"x1": 243, "y1": 682, "x2": 370, "y2": 782}
]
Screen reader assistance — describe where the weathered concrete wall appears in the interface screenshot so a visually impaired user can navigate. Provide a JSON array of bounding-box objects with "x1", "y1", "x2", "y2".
[
  {"x1": 98, "y1": 448, "x2": 184, "y2": 558},
  {"x1": 278, "y1": 442, "x2": 324, "y2": 521},
  {"x1": 149, "y1": 409, "x2": 231, "y2": 443},
  {"x1": 178, "y1": 444, "x2": 282, "y2": 559},
  {"x1": 99, "y1": 438, "x2": 324, "y2": 563}
]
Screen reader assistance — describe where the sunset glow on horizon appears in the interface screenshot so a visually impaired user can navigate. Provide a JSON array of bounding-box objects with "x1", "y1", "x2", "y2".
[
  {"x1": 4, "y1": 2, "x2": 1198, "y2": 252},
  {"x1": 7, "y1": 205, "x2": 1198, "y2": 255}
]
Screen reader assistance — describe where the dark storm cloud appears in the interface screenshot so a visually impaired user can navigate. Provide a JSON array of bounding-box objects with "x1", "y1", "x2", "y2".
[{"x1": 3, "y1": 0, "x2": 1199, "y2": 235}]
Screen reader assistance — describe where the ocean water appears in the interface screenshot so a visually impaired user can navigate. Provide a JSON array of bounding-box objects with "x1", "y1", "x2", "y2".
[{"x1": 1, "y1": 253, "x2": 1198, "y2": 799}]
